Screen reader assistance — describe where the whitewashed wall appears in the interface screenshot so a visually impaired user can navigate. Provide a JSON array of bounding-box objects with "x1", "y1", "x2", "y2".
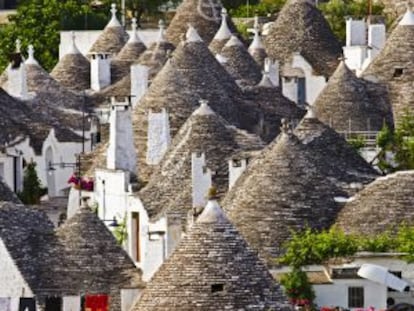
[
  {"x1": 0, "y1": 239, "x2": 33, "y2": 298},
  {"x1": 59, "y1": 29, "x2": 159, "y2": 58},
  {"x1": 291, "y1": 53, "x2": 326, "y2": 105}
]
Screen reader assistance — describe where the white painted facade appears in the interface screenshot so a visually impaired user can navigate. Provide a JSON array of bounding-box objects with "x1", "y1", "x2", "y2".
[
  {"x1": 11, "y1": 129, "x2": 88, "y2": 197},
  {"x1": 59, "y1": 29, "x2": 159, "y2": 59},
  {"x1": 291, "y1": 53, "x2": 327, "y2": 105},
  {"x1": 0, "y1": 239, "x2": 33, "y2": 299},
  {"x1": 264, "y1": 58, "x2": 280, "y2": 87},
  {"x1": 146, "y1": 109, "x2": 171, "y2": 165},
  {"x1": 0, "y1": 148, "x2": 23, "y2": 193}
]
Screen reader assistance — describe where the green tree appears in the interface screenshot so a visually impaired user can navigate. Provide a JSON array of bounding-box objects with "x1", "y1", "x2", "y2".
[
  {"x1": 230, "y1": 0, "x2": 286, "y2": 17},
  {"x1": 18, "y1": 161, "x2": 43, "y2": 205},
  {"x1": 280, "y1": 267, "x2": 315, "y2": 306},
  {"x1": 319, "y1": 0, "x2": 385, "y2": 42},
  {"x1": 376, "y1": 112, "x2": 414, "y2": 172}
]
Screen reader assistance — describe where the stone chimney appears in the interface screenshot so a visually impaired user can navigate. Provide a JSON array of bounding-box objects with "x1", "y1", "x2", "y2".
[
  {"x1": 264, "y1": 58, "x2": 279, "y2": 87},
  {"x1": 191, "y1": 152, "x2": 212, "y2": 208},
  {"x1": 6, "y1": 39, "x2": 28, "y2": 99},
  {"x1": 90, "y1": 52, "x2": 111, "y2": 91},
  {"x1": 130, "y1": 64, "x2": 149, "y2": 106},
  {"x1": 107, "y1": 97, "x2": 137, "y2": 175},
  {"x1": 146, "y1": 108, "x2": 171, "y2": 165}
]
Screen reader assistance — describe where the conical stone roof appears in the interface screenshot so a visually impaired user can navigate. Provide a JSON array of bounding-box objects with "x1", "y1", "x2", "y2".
[
  {"x1": 55, "y1": 203, "x2": 143, "y2": 309},
  {"x1": 50, "y1": 33, "x2": 90, "y2": 91},
  {"x1": 133, "y1": 27, "x2": 249, "y2": 179},
  {"x1": 219, "y1": 35, "x2": 262, "y2": 85},
  {"x1": 131, "y1": 199, "x2": 288, "y2": 311},
  {"x1": 314, "y1": 61, "x2": 394, "y2": 132},
  {"x1": 139, "y1": 102, "x2": 264, "y2": 221},
  {"x1": 362, "y1": 8, "x2": 414, "y2": 83},
  {"x1": 165, "y1": 0, "x2": 238, "y2": 46},
  {"x1": 336, "y1": 171, "x2": 414, "y2": 236},
  {"x1": 88, "y1": 4, "x2": 129, "y2": 54},
  {"x1": 242, "y1": 73, "x2": 306, "y2": 143},
  {"x1": 115, "y1": 18, "x2": 146, "y2": 61},
  {"x1": 223, "y1": 129, "x2": 346, "y2": 265},
  {"x1": 293, "y1": 113, "x2": 379, "y2": 191},
  {"x1": 264, "y1": 0, "x2": 342, "y2": 77}
]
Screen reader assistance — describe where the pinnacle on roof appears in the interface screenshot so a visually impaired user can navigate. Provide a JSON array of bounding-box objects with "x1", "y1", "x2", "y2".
[
  {"x1": 336, "y1": 171, "x2": 414, "y2": 236},
  {"x1": 224, "y1": 34, "x2": 243, "y2": 47},
  {"x1": 25, "y1": 44, "x2": 39, "y2": 65},
  {"x1": 88, "y1": 3, "x2": 128, "y2": 54},
  {"x1": 264, "y1": 0, "x2": 342, "y2": 77},
  {"x1": 186, "y1": 24, "x2": 203, "y2": 43},
  {"x1": 209, "y1": 7, "x2": 234, "y2": 55},
  {"x1": 257, "y1": 71, "x2": 274, "y2": 88},
  {"x1": 107, "y1": 3, "x2": 122, "y2": 28},
  {"x1": 138, "y1": 101, "x2": 264, "y2": 220},
  {"x1": 214, "y1": 8, "x2": 232, "y2": 40},
  {"x1": 248, "y1": 16, "x2": 267, "y2": 67},
  {"x1": 399, "y1": 7, "x2": 414, "y2": 25},
  {"x1": 131, "y1": 198, "x2": 287, "y2": 311},
  {"x1": 165, "y1": 0, "x2": 238, "y2": 46},
  {"x1": 157, "y1": 19, "x2": 167, "y2": 43},
  {"x1": 314, "y1": 61, "x2": 393, "y2": 132},
  {"x1": 115, "y1": 18, "x2": 146, "y2": 61},
  {"x1": 128, "y1": 18, "x2": 143, "y2": 44},
  {"x1": 67, "y1": 31, "x2": 81, "y2": 54}
]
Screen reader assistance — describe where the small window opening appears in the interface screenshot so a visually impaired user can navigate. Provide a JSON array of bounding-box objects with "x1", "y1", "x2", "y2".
[
  {"x1": 393, "y1": 68, "x2": 404, "y2": 78},
  {"x1": 211, "y1": 284, "x2": 224, "y2": 293}
]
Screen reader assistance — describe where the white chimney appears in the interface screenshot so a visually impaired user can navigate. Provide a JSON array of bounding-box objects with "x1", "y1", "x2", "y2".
[
  {"x1": 130, "y1": 64, "x2": 149, "y2": 106},
  {"x1": 346, "y1": 18, "x2": 366, "y2": 47},
  {"x1": 191, "y1": 152, "x2": 212, "y2": 208},
  {"x1": 90, "y1": 53, "x2": 111, "y2": 91},
  {"x1": 368, "y1": 24, "x2": 386, "y2": 60},
  {"x1": 7, "y1": 60, "x2": 28, "y2": 99},
  {"x1": 146, "y1": 108, "x2": 171, "y2": 165},
  {"x1": 264, "y1": 58, "x2": 279, "y2": 87},
  {"x1": 107, "y1": 97, "x2": 137, "y2": 174}
]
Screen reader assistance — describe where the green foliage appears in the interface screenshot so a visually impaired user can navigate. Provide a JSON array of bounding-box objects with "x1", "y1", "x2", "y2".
[
  {"x1": 278, "y1": 227, "x2": 359, "y2": 268},
  {"x1": 279, "y1": 225, "x2": 414, "y2": 267},
  {"x1": 113, "y1": 215, "x2": 128, "y2": 246},
  {"x1": 280, "y1": 267, "x2": 315, "y2": 305},
  {"x1": 318, "y1": 0, "x2": 385, "y2": 42},
  {"x1": 376, "y1": 112, "x2": 414, "y2": 172},
  {"x1": 230, "y1": 0, "x2": 286, "y2": 17},
  {"x1": 347, "y1": 135, "x2": 365, "y2": 153},
  {"x1": 18, "y1": 161, "x2": 43, "y2": 205}
]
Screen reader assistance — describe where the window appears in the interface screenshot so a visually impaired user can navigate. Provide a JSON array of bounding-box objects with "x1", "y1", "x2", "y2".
[
  {"x1": 348, "y1": 287, "x2": 364, "y2": 308},
  {"x1": 393, "y1": 68, "x2": 404, "y2": 78},
  {"x1": 388, "y1": 271, "x2": 402, "y2": 292},
  {"x1": 211, "y1": 284, "x2": 224, "y2": 293}
]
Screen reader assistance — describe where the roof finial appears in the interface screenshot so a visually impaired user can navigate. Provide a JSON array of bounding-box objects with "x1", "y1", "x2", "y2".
[
  {"x1": 157, "y1": 19, "x2": 166, "y2": 42},
  {"x1": 25, "y1": 44, "x2": 39, "y2": 65},
  {"x1": 128, "y1": 17, "x2": 142, "y2": 43},
  {"x1": 305, "y1": 105, "x2": 316, "y2": 119},
  {"x1": 213, "y1": 7, "x2": 232, "y2": 40},
  {"x1": 194, "y1": 99, "x2": 215, "y2": 116},
  {"x1": 258, "y1": 71, "x2": 274, "y2": 88},
  {"x1": 280, "y1": 118, "x2": 291, "y2": 134},
  {"x1": 107, "y1": 3, "x2": 121, "y2": 27},
  {"x1": 15, "y1": 39, "x2": 21, "y2": 53},
  {"x1": 186, "y1": 24, "x2": 203, "y2": 43},
  {"x1": 68, "y1": 31, "x2": 80, "y2": 54},
  {"x1": 225, "y1": 35, "x2": 243, "y2": 47}
]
